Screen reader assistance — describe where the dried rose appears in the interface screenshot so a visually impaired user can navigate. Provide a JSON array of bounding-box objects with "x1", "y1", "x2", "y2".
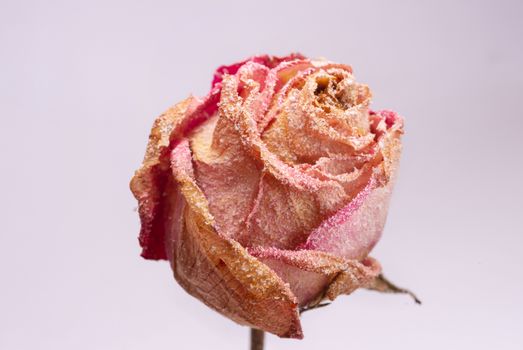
[{"x1": 131, "y1": 54, "x2": 411, "y2": 339}]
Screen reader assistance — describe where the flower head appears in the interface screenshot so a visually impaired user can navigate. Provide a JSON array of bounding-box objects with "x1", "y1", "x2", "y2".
[{"x1": 131, "y1": 54, "x2": 405, "y2": 338}]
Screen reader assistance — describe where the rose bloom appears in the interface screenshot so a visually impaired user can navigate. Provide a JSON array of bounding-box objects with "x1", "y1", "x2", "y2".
[{"x1": 131, "y1": 54, "x2": 408, "y2": 338}]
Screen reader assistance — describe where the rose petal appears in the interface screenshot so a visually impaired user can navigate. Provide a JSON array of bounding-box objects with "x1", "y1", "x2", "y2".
[
  {"x1": 239, "y1": 171, "x2": 324, "y2": 249},
  {"x1": 249, "y1": 247, "x2": 381, "y2": 306},
  {"x1": 169, "y1": 140, "x2": 304, "y2": 338},
  {"x1": 130, "y1": 90, "x2": 220, "y2": 260},
  {"x1": 211, "y1": 53, "x2": 306, "y2": 88},
  {"x1": 190, "y1": 114, "x2": 261, "y2": 240},
  {"x1": 130, "y1": 97, "x2": 191, "y2": 260},
  {"x1": 301, "y1": 175, "x2": 392, "y2": 260},
  {"x1": 301, "y1": 115, "x2": 403, "y2": 260}
]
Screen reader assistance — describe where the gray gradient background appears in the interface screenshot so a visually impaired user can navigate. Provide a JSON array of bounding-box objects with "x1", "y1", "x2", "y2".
[{"x1": 1, "y1": 0, "x2": 522, "y2": 349}]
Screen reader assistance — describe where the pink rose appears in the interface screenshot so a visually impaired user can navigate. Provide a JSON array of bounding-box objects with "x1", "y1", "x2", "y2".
[{"x1": 131, "y1": 54, "x2": 410, "y2": 338}]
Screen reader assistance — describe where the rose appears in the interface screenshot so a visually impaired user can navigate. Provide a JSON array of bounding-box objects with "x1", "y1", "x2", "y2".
[{"x1": 131, "y1": 54, "x2": 409, "y2": 338}]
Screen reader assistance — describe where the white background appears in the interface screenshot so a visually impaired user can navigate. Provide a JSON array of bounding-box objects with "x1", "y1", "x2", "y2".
[{"x1": 1, "y1": 0, "x2": 522, "y2": 349}]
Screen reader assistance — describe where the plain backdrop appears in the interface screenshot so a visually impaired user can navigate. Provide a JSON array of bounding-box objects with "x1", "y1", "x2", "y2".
[{"x1": 1, "y1": 0, "x2": 522, "y2": 349}]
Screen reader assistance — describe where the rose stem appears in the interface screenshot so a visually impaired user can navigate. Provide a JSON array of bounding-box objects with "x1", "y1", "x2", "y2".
[{"x1": 250, "y1": 328, "x2": 265, "y2": 350}]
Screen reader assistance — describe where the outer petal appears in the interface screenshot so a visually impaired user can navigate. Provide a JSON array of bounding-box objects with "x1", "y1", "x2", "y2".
[
  {"x1": 130, "y1": 97, "x2": 193, "y2": 260},
  {"x1": 249, "y1": 247, "x2": 381, "y2": 307},
  {"x1": 130, "y1": 91, "x2": 219, "y2": 260},
  {"x1": 169, "y1": 140, "x2": 304, "y2": 338}
]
